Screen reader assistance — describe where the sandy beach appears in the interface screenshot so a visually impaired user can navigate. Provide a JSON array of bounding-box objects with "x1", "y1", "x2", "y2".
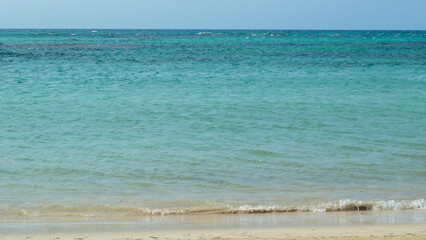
[
  {"x1": 1, "y1": 210, "x2": 425, "y2": 239},
  {"x1": 1, "y1": 224, "x2": 425, "y2": 240}
]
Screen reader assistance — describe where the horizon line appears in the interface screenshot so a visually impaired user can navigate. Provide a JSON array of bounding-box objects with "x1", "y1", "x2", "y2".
[{"x1": 0, "y1": 28, "x2": 425, "y2": 31}]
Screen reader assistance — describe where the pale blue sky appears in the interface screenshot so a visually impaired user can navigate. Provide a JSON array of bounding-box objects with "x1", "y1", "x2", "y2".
[{"x1": 0, "y1": 0, "x2": 425, "y2": 30}]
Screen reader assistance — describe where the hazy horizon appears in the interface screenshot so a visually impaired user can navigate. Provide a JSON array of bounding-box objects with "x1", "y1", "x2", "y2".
[{"x1": 1, "y1": 28, "x2": 425, "y2": 31}]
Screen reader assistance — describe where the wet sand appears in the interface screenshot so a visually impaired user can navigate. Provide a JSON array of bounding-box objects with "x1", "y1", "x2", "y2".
[
  {"x1": 1, "y1": 210, "x2": 425, "y2": 239},
  {"x1": 1, "y1": 224, "x2": 425, "y2": 240}
]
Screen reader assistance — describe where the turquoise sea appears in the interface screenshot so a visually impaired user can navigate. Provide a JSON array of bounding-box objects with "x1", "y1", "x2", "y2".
[{"x1": 0, "y1": 30, "x2": 425, "y2": 218}]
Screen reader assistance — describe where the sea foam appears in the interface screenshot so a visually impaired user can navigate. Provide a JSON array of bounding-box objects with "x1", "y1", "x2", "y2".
[{"x1": 5, "y1": 199, "x2": 425, "y2": 218}]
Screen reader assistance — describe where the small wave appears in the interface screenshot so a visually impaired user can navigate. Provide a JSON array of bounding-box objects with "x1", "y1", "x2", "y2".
[
  {"x1": 219, "y1": 199, "x2": 425, "y2": 213},
  {"x1": 2, "y1": 199, "x2": 424, "y2": 218}
]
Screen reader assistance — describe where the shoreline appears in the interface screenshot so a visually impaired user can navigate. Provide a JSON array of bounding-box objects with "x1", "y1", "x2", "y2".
[
  {"x1": 1, "y1": 210, "x2": 424, "y2": 237},
  {"x1": 1, "y1": 224, "x2": 425, "y2": 240},
  {"x1": 3, "y1": 198, "x2": 425, "y2": 218}
]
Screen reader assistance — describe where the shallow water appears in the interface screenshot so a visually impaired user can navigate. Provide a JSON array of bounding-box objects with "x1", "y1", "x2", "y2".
[
  {"x1": 0, "y1": 30, "x2": 425, "y2": 217},
  {"x1": 1, "y1": 210, "x2": 425, "y2": 234}
]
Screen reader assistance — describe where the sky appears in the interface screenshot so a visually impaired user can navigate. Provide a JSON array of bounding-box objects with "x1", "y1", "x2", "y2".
[{"x1": 0, "y1": 0, "x2": 425, "y2": 30}]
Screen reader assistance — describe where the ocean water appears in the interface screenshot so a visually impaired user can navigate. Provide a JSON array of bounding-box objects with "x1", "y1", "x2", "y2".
[{"x1": 0, "y1": 30, "x2": 425, "y2": 218}]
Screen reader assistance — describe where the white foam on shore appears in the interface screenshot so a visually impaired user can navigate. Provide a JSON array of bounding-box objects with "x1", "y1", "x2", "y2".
[
  {"x1": 221, "y1": 199, "x2": 425, "y2": 214},
  {"x1": 5, "y1": 199, "x2": 425, "y2": 217}
]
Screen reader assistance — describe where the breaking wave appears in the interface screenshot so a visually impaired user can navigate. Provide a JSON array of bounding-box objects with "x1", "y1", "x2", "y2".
[{"x1": 3, "y1": 199, "x2": 424, "y2": 218}]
